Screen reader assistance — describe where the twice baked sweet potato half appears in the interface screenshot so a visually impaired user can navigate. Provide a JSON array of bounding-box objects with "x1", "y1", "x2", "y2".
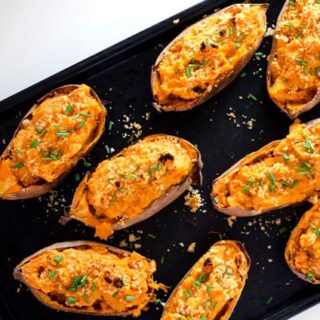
[
  {"x1": 285, "y1": 203, "x2": 320, "y2": 284},
  {"x1": 0, "y1": 84, "x2": 106, "y2": 200},
  {"x1": 65, "y1": 134, "x2": 202, "y2": 239},
  {"x1": 151, "y1": 3, "x2": 268, "y2": 111},
  {"x1": 13, "y1": 241, "x2": 164, "y2": 316},
  {"x1": 161, "y1": 240, "x2": 250, "y2": 320},
  {"x1": 212, "y1": 119, "x2": 320, "y2": 216},
  {"x1": 267, "y1": 0, "x2": 320, "y2": 118}
]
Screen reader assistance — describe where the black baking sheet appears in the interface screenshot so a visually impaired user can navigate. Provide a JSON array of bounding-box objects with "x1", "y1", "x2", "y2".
[{"x1": 0, "y1": 0, "x2": 319, "y2": 319}]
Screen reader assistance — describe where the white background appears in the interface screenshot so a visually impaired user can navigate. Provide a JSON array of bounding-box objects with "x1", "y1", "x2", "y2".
[{"x1": 0, "y1": 0, "x2": 318, "y2": 319}]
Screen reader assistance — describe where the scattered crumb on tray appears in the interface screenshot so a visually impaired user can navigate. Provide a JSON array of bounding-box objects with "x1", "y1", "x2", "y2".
[
  {"x1": 184, "y1": 186, "x2": 204, "y2": 213},
  {"x1": 187, "y1": 242, "x2": 196, "y2": 253}
]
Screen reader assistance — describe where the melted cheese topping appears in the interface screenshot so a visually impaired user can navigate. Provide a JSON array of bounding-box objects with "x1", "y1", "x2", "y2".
[
  {"x1": 161, "y1": 241, "x2": 249, "y2": 320},
  {"x1": 213, "y1": 120, "x2": 320, "y2": 212},
  {"x1": 20, "y1": 245, "x2": 159, "y2": 316},
  {"x1": 71, "y1": 136, "x2": 199, "y2": 239},
  {"x1": 0, "y1": 84, "x2": 104, "y2": 189},
  {"x1": 155, "y1": 4, "x2": 266, "y2": 104},
  {"x1": 286, "y1": 203, "x2": 320, "y2": 282},
  {"x1": 268, "y1": 0, "x2": 320, "y2": 115}
]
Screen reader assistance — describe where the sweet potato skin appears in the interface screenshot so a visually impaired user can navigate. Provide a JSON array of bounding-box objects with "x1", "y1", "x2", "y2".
[
  {"x1": 13, "y1": 241, "x2": 158, "y2": 316},
  {"x1": 64, "y1": 134, "x2": 203, "y2": 239},
  {"x1": 211, "y1": 119, "x2": 320, "y2": 217},
  {"x1": 161, "y1": 240, "x2": 251, "y2": 320},
  {"x1": 0, "y1": 85, "x2": 106, "y2": 200},
  {"x1": 285, "y1": 204, "x2": 320, "y2": 284},
  {"x1": 267, "y1": 0, "x2": 320, "y2": 119},
  {"x1": 151, "y1": 3, "x2": 268, "y2": 112}
]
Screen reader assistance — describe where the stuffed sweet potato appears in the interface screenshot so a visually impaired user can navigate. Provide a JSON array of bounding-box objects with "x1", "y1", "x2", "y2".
[
  {"x1": 161, "y1": 240, "x2": 250, "y2": 320},
  {"x1": 0, "y1": 84, "x2": 106, "y2": 200},
  {"x1": 285, "y1": 203, "x2": 320, "y2": 284},
  {"x1": 64, "y1": 134, "x2": 202, "y2": 239},
  {"x1": 151, "y1": 3, "x2": 268, "y2": 111},
  {"x1": 13, "y1": 241, "x2": 164, "y2": 316},
  {"x1": 212, "y1": 119, "x2": 320, "y2": 216},
  {"x1": 267, "y1": 0, "x2": 320, "y2": 118}
]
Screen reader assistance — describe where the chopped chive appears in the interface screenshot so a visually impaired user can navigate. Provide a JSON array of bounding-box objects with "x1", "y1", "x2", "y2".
[
  {"x1": 311, "y1": 66, "x2": 320, "y2": 78},
  {"x1": 185, "y1": 65, "x2": 192, "y2": 78},
  {"x1": 42, "y1": 149, "x2": 62, "y2": 161},
  {"x1": 147, "y1": 233, "x2": 156, "y2": 239},
  {"x1": 266, "y1": 296, "x2": 273, "y2": 305},
  {"x1": 225, "y1": 267, "x2": 233, "y2": 275},
  {"x1": 84, "y1": 293, "x2": 90, "y2": 304},
  {"x1": 279, "y1": 227, "x2": 288, "y2": 234},
  {"x1": 240, "y1": 72, "x2": 247, "y2": 78},
  {"x1": 35, "y1": 127, "x2": 47, "y2": 137},
  {"x1": 108, "y1": 121, "x2": 114, "y2": 130},
  {"x1": 112, "y1": 291, "x2": 119, "y2": 298},
  {"x1": 228, "y1": 26, "x2": 234, "y2": 36},
  {"x1": 30, "y1": 140, "x2": 39, "y2": 149},
  {"x1": 82, "y1": 159, "x2": 91, "y2": 168},
  {"x1": 91, "y1": 281, "x2": 97, "y2": 291},
  {"x1": 182, "y1": 289, "x2": 192, "y2": 299},
  {"x1": 124, "y1": 295, "x2": 136, "y2": 302},
  {"x1": 56, "y1": 130, "x2": 70, "y2": 137},
  {"x1": 14, "y1": 162, "x2": 25, "y2": 169},
  {"x1": 306, "y1": 272, "x2": 316, "y2": 281},
  {"x1": 302, "y1": 137, "x2": 314, "y2": 153},
  {"x1": 268, "y1": 172, "x2": 275, "y2": 192},
  {"x1": 78, "y1": 121, "x2": 86, "y2": 128},
  {"x1": 282, "y1": 153, "x2": 289, "y2": 163},
  {"x1": 242, "y1": 185, "x2": 250, "y2": 192},
  {"x1": 53, "y1": 255, "x2": 63, "y2": 264},
  {"x1": 247, "y1": 93, "x2": 258, "y2": 102},
  {"x1": 64, "y1": 104, "x2": 74, "y2": 113},
  {"x1": 160, "y1": 256, "x2": 164, "y2": 264},
  {"x1": 206, "y1": 284, "x2": 213, "y2": 295},
  {"x1": 295, "y1": 57, "x2": 307, "y2": 66},
  {"x1": 192, "y1": 280, "x2": 202, "y2": 287},
  {"x1": 200, "y1": 317, "x2": 208, "y2": 320},
  {"x1": 289, "y1": 0, "x2": 296, "y2": 7},
  {"x1": 48, "y1": 271, "x2": 56, "y2": 279},
  {"x1": 74, "y1": 173, "x2": 81, "y2": 182},
  {"x1": 295, "y1": 161, "x2": 314, "y2": 176},
  {"x1": 79, "y1": 113, "x2": 91, "y2": 118},
  {"x1": 105, "y1": 145, "x2": 110, "y2": 154},
  {"x1": 67, "y1": 275, "x2": 88, "y2": 291},
  {"x1": 119, "y1": 187, "x2": 127, "y2": 193},
  {"x1": 66, "y1": 297, "x2": 77, "y2": 304},
  {"x1": 309, "y1": 224, "x2": 320, "y2": 237},
  {"x1": 234, "y1": 34, "x2": 244, "y2": 48},
  {"x1": 111, "y1": 194, "x2": 117, "y2": 202},
  {"x1": 16, "y1": 148, "x2": 23, "y2": 154},
  {"x1": 198, "y1": 272, "x2": 207, "y2": 283}
]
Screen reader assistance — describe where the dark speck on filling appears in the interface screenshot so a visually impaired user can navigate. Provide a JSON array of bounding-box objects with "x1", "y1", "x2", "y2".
[{"x1": 159, "y1": 153, "x2": 174, "y2": 163}]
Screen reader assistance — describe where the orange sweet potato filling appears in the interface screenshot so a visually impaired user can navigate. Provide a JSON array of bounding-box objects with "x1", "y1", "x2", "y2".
[
  {"x1": 70, "y1": 136, "x2": 199, "y2": 239},
  {"x1": 286, "y1": 203, "x2": 320, "y2": 282},
  {"x1": 0, "y1": 84, "x2": 104, "y2": 196},
  {"x1": 213, "y1": 121, "x2": 320, "y2": 212},
  {"x1": 268, "y1": 0, "x2": 320, "y2": 115},
  {"x1": 161, "y1": 241, "x2": 249, "y2": 320},
  {"x1": 19, "y1": 245, "x2": 160, "y2": 316},
  {"x1": 155, "y1": 4, "x2": 266, "y2": 104}
]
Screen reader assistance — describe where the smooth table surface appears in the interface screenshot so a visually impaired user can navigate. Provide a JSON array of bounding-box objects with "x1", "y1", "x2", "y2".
[{"x1": 0, "y1": 0, "x2": 319, "y2": 319}]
